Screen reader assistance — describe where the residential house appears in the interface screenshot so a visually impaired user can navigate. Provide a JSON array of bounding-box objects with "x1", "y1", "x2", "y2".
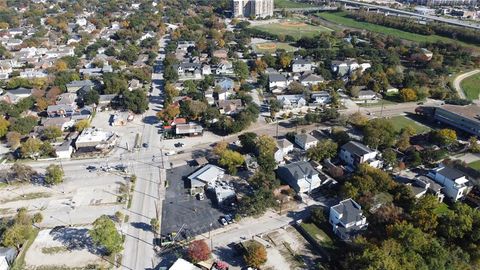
[
  {"x1": 66, "y1": 80, "x2": 95, "y2": 93},
  {"x1": 56, "y1": 93, "x2": 77, "y2": 107},
  {"x1": 396, "y1": 175, "x2": 444, "y2": 202},
  {"x1": 169, "y1": 258, "x2": 201, "y2": 270},
  {"x1": 55, "y1": 140, "x2": 74, "y2": 159},
  {"x1": 47, "y1": 104, "x2": 77, "y2": 118},
  {"x1": 294, "y1": 133, "x2": 318, "y2": 150},
  {"x1": 329, "y1": 198, "x2": 368, "y2": 240},
  {"x1": 0, "y1": 87, "x2": 32, "y2": 104},
  {"x1": 128, "y1": 79, "x2": 143, "y2": 91},
  {"x1": 355, "y1": 90, "x2": 379, "y2": 103},
  {"x1": 217, "y1": 99, "x2": 243, "y2": 115},
  {"x1": 427, "y1": 165, "x2": 470, "y2": 201},
  {"x1": 187, "y1": 164, "x2": 225, "y2": 195},
  {"x1": 19, "y1": 69, "x2": 48, "y2": 79},
  {"x1": 216, "y1": 77, "x2": 235, "y2": 101},
  {"x1": 215, "y1": 60, "x2": 234, "y2": 75},
  {"x1": 204, "y1": 89, "x2": 215, "y2": 105},
  {"x1": 176, "y1": 123, "x2": 204, "y2": 136},
  {"x1": 268, "y1": 73, "x2": 288, "y2": 91},
  {"x1": 98, "y1": 94, "x2": 116, "y2": 107},
  {"x1": 292, "y1": 58, "x2": 314, "y2": 73},
  {"x1": 331, "y1": 59, "x2": 371, "y2": 76},
  {"x1": 175, "y1": 62, "x2": 203, "y2": 80},
  {"x1": 277, "y1": 161, "x2": 322, "y2": 193},
  {"x1": 213, "y1": 185, "x2": 236, "y2": 204},
  {"x1": 177, "y1": 41, "x2": 196, "y2": 53},
  {"x1": 274, "y1": 139, "x2": 294, "y2": 163},
  {"x1": 42, "y1": 117, "x2": 75, "y2": 131},
  {"x1": 212, "y1": 49, "x2": 228, "y2": 60},
  {"x1": 299, "y1": 73, "x2": 324, "y2": 87},
  {"x1": 277, "y1": 95, "x2": 307, "y2": 110},
  {"x1": 340, "y1": 141, "x2": 382, "y2": 169},
  {"x1": 311, "y1": 91, "x2": 331, "y2": 105}
]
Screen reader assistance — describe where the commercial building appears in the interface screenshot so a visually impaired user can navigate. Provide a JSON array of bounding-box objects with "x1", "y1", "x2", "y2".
[
  {"x1": 74, "y1": 128, "x2": 118, "y2": 152},
  {"x1": 232, "y1": 0, "x2": 274, "y2": 18},
  {"x1": 432, "y1": 104, "x2": 480, "y2": 137}
]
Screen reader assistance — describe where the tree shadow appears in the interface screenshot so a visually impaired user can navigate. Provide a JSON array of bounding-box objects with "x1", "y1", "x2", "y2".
[
  {"x1": 213, "y1": 246, "x2": 245, "y2": 268},
  {"x1": 131, "y1": 221, "x2": 152, "y2": 232},
  {"x1": 50, "y1": 227, "x2": 104, "y2": 255},
  {"x1": 143, "y1": 116, "x2": 160, "y2": 125}
]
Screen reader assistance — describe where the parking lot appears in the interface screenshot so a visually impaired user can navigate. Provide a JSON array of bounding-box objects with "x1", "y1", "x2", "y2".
[{"x1": 161, "y1": 164, "x2": 228, "y2": 239}]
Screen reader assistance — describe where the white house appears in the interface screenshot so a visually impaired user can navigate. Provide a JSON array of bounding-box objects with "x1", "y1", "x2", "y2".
[
  {"x1": 329, "y1": 198, "x2": 368, "y2": 240},
  {"x1": 277, "y1": 161, "x2": 322, "y2": 193},
  {"x1": 274, "y1": 139, "x2": 294, "y2": 163},
  {"x1": 294, "y1": 133, "x2": 317, "y2": 150},
  {"x1": 55, "y1": 141, "x2": 74, "y2": 159},
  {"x1": 427, "y1": 165, "x2": 470, "y2": 202},
  {"x1": 357, "y1": 90, "x2": 379, "y2": 101},
  {"x1": 292, "y1": 58, "x2": 313, "y2": 73},
  {"x1": 299, "y1": 73, "x2": 324, "y2": 87},
  {"x1": 340, "y1": 141, "x2": 382, "y2": 169},
  {"x1": 277, "y1": 95, "x2": 307, "y2": 110},
  {"x1": 311, "y1": 91, "x2": 331, "y2": 105},
  {"x1": 0, "y1": 247, "x2": 16, "y2": 270},
  {"x1": 268, "y1": 73, "x2": 288, "y2": 91}
]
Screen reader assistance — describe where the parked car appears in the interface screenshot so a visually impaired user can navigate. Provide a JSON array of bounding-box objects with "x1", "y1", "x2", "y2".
[
  {"x1": 224, "y1": 214, "x2": 234, "y2": 224},
  {"x1": 219, "y1": 217, "x2": 228, "y2": 226},
  {"x1": 174, "y1": 142, "x2": 184, "y2": 148},
  {"x1": 86, "y1": 166, "x2": 97, "y2": 172},
  {"x1": 143, "y1": 143, "x2": 149, "y2": 148},
  {"x1": 164, "y1": 150, "x2": 176, "y2": 156},
  {"x1": 197, "y1": 193, "x2": 205, "y2": 200}
]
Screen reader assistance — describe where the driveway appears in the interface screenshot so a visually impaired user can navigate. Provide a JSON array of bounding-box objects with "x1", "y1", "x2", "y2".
[{"x1": 452, "y1": 69, "x2": 480, "y2": 100}]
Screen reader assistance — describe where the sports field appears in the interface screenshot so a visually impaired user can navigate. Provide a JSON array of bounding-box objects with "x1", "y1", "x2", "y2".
[
  {"x1": 252, "y1": 42, "x2": 297, "y2": 53},
  {"x1": 460, "y1": 73, "x2": 480, "y2": 100},
  {"x1": 317, "y1": 12, "x2": 476, "y2": 48},
  {"x1": 252, "y1": 20, "x2": 332, "y2": 40},
  {"x1": 385, "y1": 116, "x2": 430, "y2": 134}
]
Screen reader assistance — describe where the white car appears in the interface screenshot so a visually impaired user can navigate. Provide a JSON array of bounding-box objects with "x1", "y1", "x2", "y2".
[{"x1": 164, "y1": 150, "x2": 176, "y2": 156}]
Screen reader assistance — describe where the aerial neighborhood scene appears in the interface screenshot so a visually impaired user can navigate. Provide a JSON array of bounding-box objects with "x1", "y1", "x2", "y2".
[{"x1": 1, "y1": 0, "x2": 480, "y2": 269}]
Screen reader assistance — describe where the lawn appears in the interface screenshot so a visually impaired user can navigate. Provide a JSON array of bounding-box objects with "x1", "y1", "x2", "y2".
[
  {"x1": 468, "y1": 160, "x2": 480, "y2": 171},
  {"x1": 299, "y1": 222, "x2": 334, "y2": 248},
  {"x1": 275, "y1": 0, "x2": 313, "y2": 8},
  {"x1": 460, "y1": 73, "x2": 480, "y2": 100},
  {"x1": 385, "y1": 116, "x2": 430, "y2": 134},
  {"x1": 252, "y1": 42, "x2": 297, "y2": 53},
  {"x1": 252, "y1": 20, "x2": 332, "y2": 40},
  {"x1": 317, "y1": 12, "x2": 477, "y2": 48}
]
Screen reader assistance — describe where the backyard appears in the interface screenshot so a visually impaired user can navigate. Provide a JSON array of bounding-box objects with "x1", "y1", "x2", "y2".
[
  {"x1": 460, "y1": 73, "x2": 480, "y2": 100},
  {"x1": 385, "y1": 116, "x2": 431, "y2": 134},
  {"x1": 299, "y1": 222, "x2": 334, "y2": 249},
  {"x1": 252, "y1": 20, "x2": 332, "y2": 40},
  {"x1": 316, "y1": 12, "x2": 477, "y2": 48}
]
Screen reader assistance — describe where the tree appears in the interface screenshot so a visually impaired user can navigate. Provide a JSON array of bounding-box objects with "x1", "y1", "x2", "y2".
[
  {"x1": 0, "y1": 117, "x2": 10, "y2": 137},
  {"x1": 8, "y1": 163, "x2": 36, "y2": 183},
  {"x1": 41, "y1": 126, "x2": 62, "y2": 141},
  {"x1": 279, "y1": 53, "x2": 292, "y2": 69},
  {"x1": 2, "y1": 224, "x2": 33, "y2": 252},
  {"x1": 382, "y1": 148, "x2": 397, "y2": 168},
  {"x1": 249, "y1": 171, "x2": 279, "y2": 190},
  {"x1": 396, "y1": 127, "x2": 414, "y2": 151},
  {"x1": 83, "y1": 89, "x2": 100, "y2": 105},
  {"x1": 410, "y1": 195, "x2": 440, "y2": 233},
  {"x1": 219, "y1": 150, "x2": 245, "y2": 175},
  {"x1": 150, "y1": 218, "x2": 159, "y2": 233},
  {"x1": 184, "y1": 100, "x2": 207, "y2": 120},
  {"x1": 74, "y1": 119, "x2": 90, "y2": 132},
  {"x1": 253, "y1": 59, "x2": 267, "y2": 73},
  {"x1": 243, "y1": 241, "x2": 267, "y2": 268},
  {"x1": 157, "y1": 105, "x2": 180, "y2": 121},
  {"x1": 233, "y1": 60, "x2": 249, "y2": 81},
  {"x1": 239, "y1": 132, "x2": 258, "y2": 154},
  {"x1": 10, "y1": 116, "x2": 38, "y2": 135},
  {"x1": 120, "y1": 89, "x2": 148, "y2": 114},
  {"x1": 89, "y1": 215, "x2": 123, "y2": 255},
  {"x1": 307, "y1": 139, "x2": 338, "y2": 162},
  {"x1": 188, "y1": 240, "x2": 211, "y2": 263},
  {"x1": 431, "y1": 128, "x2": 457, "y2": 146},
  {"x1": 164, "y1": 65, "x2": 178, "y2": 82},
  {"x1": 32, "y1": 213, "x2": 43, "y2": 224},
  {"x1": 20, "y1": 138, "x2": 42, "y2": 159},
  {"x1": 310, "y1": 206, "x2": 326, "y2": 226},
  {"x1": 363, "y1": 118, "x2": 396, "y2": 149},
  {"x1": 399, "y1": 88, "x2": 417, "y2": 102},
  {"x1": 103, "y1": 73, "x2": 128, "y2": 94},
  {"x1": 45, "y1": 164, "x2": 64, "y2": 185},
  {"x1": 469, "y1": 136, "x2": 480, "y2": 153},
  {"x1": 35, "y1": 97, "x2": 49, "y2": 111}
]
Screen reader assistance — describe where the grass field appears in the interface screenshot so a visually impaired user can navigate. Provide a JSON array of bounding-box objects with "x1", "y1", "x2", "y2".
[
  {"x1": 275, "y1": 0, "x2": 313, "y2": 8},
  {"x1": 252, "y1": 42, "x2": 297, "y2": 53},
  {"x1": 469, "y1": 160, "x2": 480, "y2": 171},
  {"x1": 252, "y1": 20, "x2": 332, "y2": 40},
  {"x1": 317, "y1": 12, "x2": 476, "y2": 48},
  {"x1": 460, "y1": 73, "x2": 480, "y2": 100},
  {"x1": 385, "y1": 116, "x2": 431, "y2": 134},
  {"x1": 300, "y1": 222, "x2": 334, "y2": 248}
]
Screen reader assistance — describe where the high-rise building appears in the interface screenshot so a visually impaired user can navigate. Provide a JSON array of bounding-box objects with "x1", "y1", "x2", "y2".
[{"x1": 232, "y1": 0, "x2": 274, "y2": 18}]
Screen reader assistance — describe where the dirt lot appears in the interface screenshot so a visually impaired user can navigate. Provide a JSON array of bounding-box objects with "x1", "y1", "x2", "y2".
[{"x1": 25, "y1": 228, "x2": 109, "y2": 269}]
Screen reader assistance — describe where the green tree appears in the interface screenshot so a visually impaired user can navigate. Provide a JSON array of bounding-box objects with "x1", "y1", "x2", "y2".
[
  {"x1": 41, "y1": 126, "x2": 62, "y2": 141},
  {"x1": 103, "y1": 73, "x2": 128, "y2": 94},
  {"x1": 431, "y1": 128, "x2": 457, "y2": 146},
  {"x1": 243, "y1": 241, "x2": 267, "y2": 268},
  {"x1": 0, "y1": 117, "x2": 10, "y2": 137},
  {"x1": 119, "y1": 44, "x2": 140, "y2": 64},
  {"x1": 469, "y1": 136, "x2": 480, "y2": 153},
  {"x1": 248, "y1": 171, "x2": 279, "y2": 190},
  {"x1": 382, "y1": 148, "x2": 397, "y2": 168},
  {"x1": 10, "y1": 116, "x2": 38, "y2": 135},
  {"x1": 238, "y1": 132, "x2": 257, "y2": 154},
  {"x1": 20, "y1": 138, "x2": 42, "y2": 159},
  {"x1": 83, "y1": 89, "x2": 100, "y2": 105},
  {"x1": 219, "y1": 150, "x2": 245, "y2": 175},
  {"x1": 74, "y1": 119, "x2": 90, "y2": 132},
  {"x1": 363, "y1": 118, "x2": 396, "y2": 149},
  {"x1": 45, "y1": 164, "x2": 64, "y2": 185},
  {"x1": 233, "y1": 60, "x2": 249, "y2": 81},
  {"x1": 32, "y1": 213, "x2": 43, "y2": 224},
  {"x1": 306, "y1": 139, "x2": 338, "y2": 162},
  {"x1": 120, "y1": 89, "x2": 148, "y2": 114},
  {"x1": 2, "y1": 224, "x2": 33, "y2": 252},
  {"x1": 399, "y1": 88, "x2": 417, "y2": 102},
  {"x1": 410, "y1": 195, "x2": 440, "y2": 233},
  {"x1": 150, "y1": 218, "x2": 159, "y2": 233},
  {"x1": 89, "y1": 215, "x2": 123, "y2": 255}
]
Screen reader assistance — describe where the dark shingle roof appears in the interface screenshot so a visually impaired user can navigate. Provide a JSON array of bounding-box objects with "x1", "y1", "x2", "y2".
[
  {"x1": 437, "y1": 166, "x2": 465, "y2": 180},
  {"x1": 268, "y1": 73, "x2": 286, "y2": 82},
  {"x1": 331, "y1": 198, "x2": 363, "y2": 225},
  {"x1": 295, "y1": 133, "x2": 317, "y2": 146},
  {"x1": 341, "y1": 141, "x2": 374, "y2": 157},
  {"x1": 280, "y1": 161, "x2": 317, "y2": 180}
]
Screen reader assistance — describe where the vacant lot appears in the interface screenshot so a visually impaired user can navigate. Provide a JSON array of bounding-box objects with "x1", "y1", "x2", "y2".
[
  {"x1": 252, "y1": 42, "x2": 297, "y2": 53},
  {"x1": 317, "y1": 12, "x2": 476, "y2": 48},
  {"x1": 252, "y1": 20, "x2": 332, "y2": 40},
  {"x1": 460, "y1": 73, "x2": 480, "y2": 100},
  {"x1": 385, "y1": 116, "x2": 431, "y2": 134}
]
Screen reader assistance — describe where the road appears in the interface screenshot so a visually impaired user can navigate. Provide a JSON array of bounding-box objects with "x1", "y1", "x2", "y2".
[{"x1": 452, "y1": 69, "x2": 480, "y2": 100}]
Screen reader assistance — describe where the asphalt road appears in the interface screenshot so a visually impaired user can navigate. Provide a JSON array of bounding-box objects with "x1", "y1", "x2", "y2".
[{"x1": 452, "y1": 69, "x2": 480, "y2": 100}]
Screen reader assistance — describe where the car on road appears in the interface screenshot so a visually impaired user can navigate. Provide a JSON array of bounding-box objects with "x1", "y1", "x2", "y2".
[
  {"x1": 224, "y1": 214, "x2": 234, "y2": 224},
  {"x1": 86, "y1": 165, "x2": 97, "y2": 172},
  {"x1": 164, "y1": 150, "x2": 176, "y2": 156},
  {"x1": 219, "y1": 217, "x2": 228, "y2": 226},
  {"x1": 197, "y1": 193, "x2": 205, "y2": 200},
  {"x1": 174, "y1": 142, "x2": 184, "y2": 148},
  {"x1": 143, "y1": 143, "x2": 149, "y2": 148}
]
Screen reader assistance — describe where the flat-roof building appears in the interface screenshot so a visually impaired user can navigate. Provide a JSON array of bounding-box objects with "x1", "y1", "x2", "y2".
[{"x1": 433, "y1": 104, "x2": 480, "y2": 137}]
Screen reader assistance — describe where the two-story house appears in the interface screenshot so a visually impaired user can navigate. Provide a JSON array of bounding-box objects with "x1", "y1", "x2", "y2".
[
  {"x1": 340, "y1": 141, "x2": 382, "y2": 170},
  {"x1": 292, "y1": 58, "x2": 314, "y2": 73},
  {"x1": 294, "y1": 133, "x2": 318, "y2": 150},
  {"x1": 329, "y1": 198, "x2": 368, "y2": 240},
  {"x1": 427, "y1": 165, "x2": 470, "y2": 202},
  {"x1": 277, "y1": 161, "x2": 322, "y2": 193},
  {"x1": 277, "y1": 95, "x2": 307, "y2": 110},
  {"x1": 274, "y1": 139, "x2": 294, "y2": 163},
  {"x1": 268, "y1": 73, "x2": 288, "y2": 91}
]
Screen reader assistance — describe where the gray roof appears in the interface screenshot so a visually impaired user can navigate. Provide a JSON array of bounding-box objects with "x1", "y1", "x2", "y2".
[
  {"x1": 295, "y1": 133, "x2": 317, "y2": 146},
  {"x1": 331, "y1": 198, "x2": 364, "y2": 225},
  {"x1": 279, "y1": 161, "x2": 318, "y2": 181},
  {"x1": 277, "y1": 139, "x2": 293, "y2": 149},
  {"x1": 268, "y1": 73, "x2": 286, "y2": 82},
  {"x1": 66, "y1": 80, "x2": 94, "y2": 88},
  {"x1": 437, "y1": 166, "x2": 466, "y2": 180},
  {"x1": 358, "y1": 90, "x2": 377, "y2": 96},
  {"x1": 6, "y1": 87, "x2": 32, "y2": 95},
  {"x1": 341, "y1": 141, "x2": 374, "y2": 157},
  {"x1": 300, "y1": 73, "x2": 324, "y2": 82},
  {"x1": 293, "y1": 58, "x2": 310, "y2": 65}
]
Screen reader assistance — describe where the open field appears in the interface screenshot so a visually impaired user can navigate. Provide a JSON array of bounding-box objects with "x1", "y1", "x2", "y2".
[
  {"x1": 252, "y1": 20, "x2": 332, "y2": 40},
  {"x1": 385, "y1": 115, "x2": 431, "y2": 134},
  {"x1": 275, "y1": 0, "x2": 314, "y2": 8},
  {"x1": 460, "y1": 73, "x2": 480, "y2": 100},
  {"x1": 299, "y1": 222, "x2": 334, "y2": 248},
  {"x1": 252, "y1": 42, "x2": 297, "y2": 53},
  {"x1": 317, "y1": 12, "x2": 477, "y2": 48}
]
